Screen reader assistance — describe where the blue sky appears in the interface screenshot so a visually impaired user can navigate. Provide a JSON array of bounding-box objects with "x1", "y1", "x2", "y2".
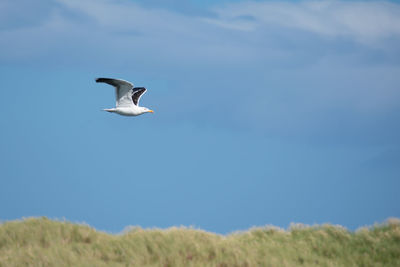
[{"x1": 1, "y1": 0, "x2": 399, "y2": 233}]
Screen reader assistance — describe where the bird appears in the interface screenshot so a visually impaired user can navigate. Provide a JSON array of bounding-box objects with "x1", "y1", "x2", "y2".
[{"x1": 96, "y1": 78, "x2": 154, "y2": 116}]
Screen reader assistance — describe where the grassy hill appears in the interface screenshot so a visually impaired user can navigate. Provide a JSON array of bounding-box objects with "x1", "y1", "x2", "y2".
[{"x1": 0, "y1": 218, "x2": 399, "y2": 266}]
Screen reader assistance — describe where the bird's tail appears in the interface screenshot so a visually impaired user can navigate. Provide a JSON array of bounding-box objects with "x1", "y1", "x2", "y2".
[{"x1": 103, "y1": 108, "x2": 116, "y2": 113}]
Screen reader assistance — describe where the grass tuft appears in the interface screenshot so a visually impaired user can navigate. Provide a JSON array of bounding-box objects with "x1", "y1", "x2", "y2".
[{"x1": 0, "y1": 218, "x2": 399, "y2": 266}]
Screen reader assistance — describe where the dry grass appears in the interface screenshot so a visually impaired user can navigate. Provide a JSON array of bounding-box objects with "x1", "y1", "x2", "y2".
[{"x1": 0, "y1": 217, "x2": 399, "y2": 266}]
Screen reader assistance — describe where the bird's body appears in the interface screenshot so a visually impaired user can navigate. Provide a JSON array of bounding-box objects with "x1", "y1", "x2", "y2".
[
  {"x1": 96, "y1": 78, "x2": 153, "y2": 116},
  {"x1": 103, "y1": 107, "x2": 144, "y2": 116}
]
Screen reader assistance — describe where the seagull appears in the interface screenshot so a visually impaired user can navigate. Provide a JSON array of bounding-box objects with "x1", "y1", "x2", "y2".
[{"x1": 96, "y1": 78, "x2": 154, "y2": 116}]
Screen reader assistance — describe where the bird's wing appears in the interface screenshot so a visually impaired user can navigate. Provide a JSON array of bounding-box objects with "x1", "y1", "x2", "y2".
[
  {"x1": 96, "y1": 78, "x2": 134, "y2": 107},
  {"x1": 132, "y1": 87, "x2": 147, "y2": 106}
]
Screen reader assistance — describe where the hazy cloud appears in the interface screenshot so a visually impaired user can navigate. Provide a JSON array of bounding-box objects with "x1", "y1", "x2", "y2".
[
  {"x1": 2, "y1": 0, "x2": 400, "y2": 63},
  {"x1": 208, "y1": 1, "x2": 400, "y2": 44}
]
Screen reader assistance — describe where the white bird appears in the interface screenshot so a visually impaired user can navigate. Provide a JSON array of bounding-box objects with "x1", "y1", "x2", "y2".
[{"x1": 96, "y1": 78, "x2": 154, "y2": 116}]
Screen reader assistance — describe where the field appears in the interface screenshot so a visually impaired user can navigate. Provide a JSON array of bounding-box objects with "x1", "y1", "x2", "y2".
[{"x1": 0, "y1": 217, "x2": 399, "y2": 266}]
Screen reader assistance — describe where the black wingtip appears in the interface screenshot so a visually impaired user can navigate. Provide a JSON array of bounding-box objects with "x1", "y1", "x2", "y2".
[{"x1": 96, "y1": 78, "x2": 105, "y2": 83}]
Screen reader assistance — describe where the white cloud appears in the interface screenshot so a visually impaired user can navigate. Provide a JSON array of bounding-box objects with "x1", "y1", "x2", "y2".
[
  {"x1": 50, "y1": 0, "x2": 400, "y2": 46},
  {"x1": 54, "y1": 0, "x2": 208, "y2": 38},
  {"x1": 1, "y1": 0, "x2": 399, "y2": 64},
  {"x1": 208, "y1": 1, "x2": 400, "y2": 44}
]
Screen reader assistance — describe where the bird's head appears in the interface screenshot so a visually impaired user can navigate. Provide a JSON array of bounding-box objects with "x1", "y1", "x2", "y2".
[{"x1": 142, "y1": 107, "x2": 154, "y2": 114}]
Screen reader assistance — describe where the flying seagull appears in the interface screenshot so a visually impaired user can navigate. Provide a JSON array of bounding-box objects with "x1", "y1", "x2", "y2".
[{"x1": 96, "y1": 78, "x2": 154, "y2": 116}]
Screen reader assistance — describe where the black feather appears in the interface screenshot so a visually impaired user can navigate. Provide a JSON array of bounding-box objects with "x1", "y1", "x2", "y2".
[
  {"x1": 95, "y1": 78, "x2": 119, "y2": 87},
  {"x1": 132, "y1": 87, "x2": 146, "y2": 105}
]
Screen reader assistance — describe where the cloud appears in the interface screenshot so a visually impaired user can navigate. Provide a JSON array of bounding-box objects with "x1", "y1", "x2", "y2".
[
  {"x1": 1, "y1": 0, "x2": 398, "y2": 71},
  {"x1": 0, "y1": 0, "x2": 56, "y2": 30},
  {"x1": 207, "y1": 1, "x2": 400, "y2": 44},
  {"x1": 1, "y1": 0, "x2": 399, "y2": 64}
]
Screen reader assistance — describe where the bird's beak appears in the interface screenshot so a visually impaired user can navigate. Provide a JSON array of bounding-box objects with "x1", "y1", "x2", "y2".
[{"x1": 148, "y1": 110, "x2": 154, "y2": 113}]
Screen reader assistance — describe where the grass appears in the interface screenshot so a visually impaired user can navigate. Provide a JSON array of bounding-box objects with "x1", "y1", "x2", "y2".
[{"x1": 0, "y1": 217, "x2": 399, "y2": 266}]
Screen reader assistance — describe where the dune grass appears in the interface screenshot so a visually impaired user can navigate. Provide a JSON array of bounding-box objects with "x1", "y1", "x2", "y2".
[{"x1": 0, "y1": 217, "x2": 399, "y2": 266}]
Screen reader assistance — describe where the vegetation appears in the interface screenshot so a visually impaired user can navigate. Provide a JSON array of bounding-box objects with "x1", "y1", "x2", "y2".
[{"x1": 0, "y1": 217, "x2": 399, "y2": 266}]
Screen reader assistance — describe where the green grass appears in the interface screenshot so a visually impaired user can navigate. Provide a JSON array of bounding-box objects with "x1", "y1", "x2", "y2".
[{"x1": 1, "y1": 218, "x2": 399, "y2": 266}]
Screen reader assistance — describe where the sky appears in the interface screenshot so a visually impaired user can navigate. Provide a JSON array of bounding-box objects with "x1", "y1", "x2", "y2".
[{"x1": 0, "y1": 0, "x2": 399, "y2": 234}]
